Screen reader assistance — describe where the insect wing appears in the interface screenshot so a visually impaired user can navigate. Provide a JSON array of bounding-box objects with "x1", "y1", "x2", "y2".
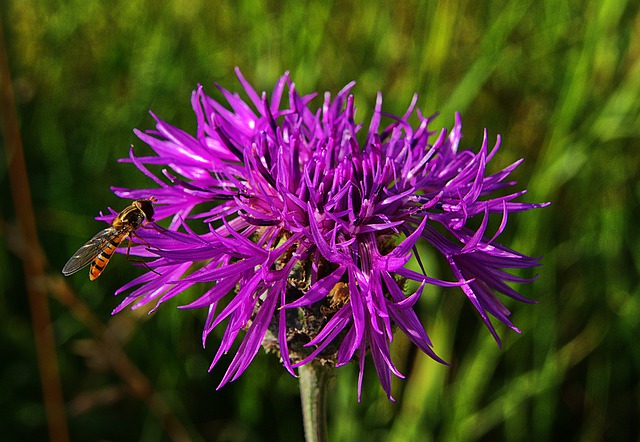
[{"x1": 62, "y1": 227, "x2": 125, "y2": 276}]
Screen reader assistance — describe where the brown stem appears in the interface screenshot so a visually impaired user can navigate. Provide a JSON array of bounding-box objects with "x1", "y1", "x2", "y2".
[{"x1": 0, "y1": 14, "x2": 69, "y2": 442}]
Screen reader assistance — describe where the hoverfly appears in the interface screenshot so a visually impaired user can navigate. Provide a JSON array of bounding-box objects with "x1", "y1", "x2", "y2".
[{"x1": 62, "y1": 197, "x2": 156, "y2": 280}]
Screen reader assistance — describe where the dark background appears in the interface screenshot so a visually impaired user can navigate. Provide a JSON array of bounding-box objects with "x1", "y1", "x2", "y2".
[{"x1": 2, "y1": 1, "x2": 639, "y2": 441}]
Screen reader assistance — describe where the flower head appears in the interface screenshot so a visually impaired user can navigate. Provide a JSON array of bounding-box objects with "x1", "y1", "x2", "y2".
[{"x1": 110, "y1": 69, "x2": 549, "y2": 400}]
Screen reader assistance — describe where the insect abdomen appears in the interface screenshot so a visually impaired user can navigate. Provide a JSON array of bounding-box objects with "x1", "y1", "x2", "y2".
[{"x1": 89, "y1": 234, "x2": 125, "y2": 280}]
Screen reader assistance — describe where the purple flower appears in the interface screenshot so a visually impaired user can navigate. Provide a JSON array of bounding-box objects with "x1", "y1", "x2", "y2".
[{"x1": 109, "y1": 69, "x2": 549, "y2": 400}]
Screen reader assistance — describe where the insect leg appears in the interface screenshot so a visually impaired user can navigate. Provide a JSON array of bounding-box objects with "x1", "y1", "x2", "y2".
[{"x1": 125, "y1": 233, "x2": 161, "y2": 276}]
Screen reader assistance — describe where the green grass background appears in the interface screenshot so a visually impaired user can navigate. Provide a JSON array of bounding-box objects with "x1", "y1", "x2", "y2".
[{"x1": 2, "y1": 0, "x2": 639, "y2": 440}]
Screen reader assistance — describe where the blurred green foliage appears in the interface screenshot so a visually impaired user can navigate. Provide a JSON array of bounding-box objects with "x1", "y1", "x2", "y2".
[{"x1": 2, "y1": 0, "x2": 639, "y2": 440}]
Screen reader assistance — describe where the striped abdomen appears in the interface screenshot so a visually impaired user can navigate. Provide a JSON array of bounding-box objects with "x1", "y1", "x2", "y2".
[{"x1": 89, "y1": 231, "x2": 128, "y2": 280}]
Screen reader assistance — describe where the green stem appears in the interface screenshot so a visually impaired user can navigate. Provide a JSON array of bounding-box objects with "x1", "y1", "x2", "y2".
[{"x1": 299, "y1": 362, "x2": 331, "y2": 442}]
